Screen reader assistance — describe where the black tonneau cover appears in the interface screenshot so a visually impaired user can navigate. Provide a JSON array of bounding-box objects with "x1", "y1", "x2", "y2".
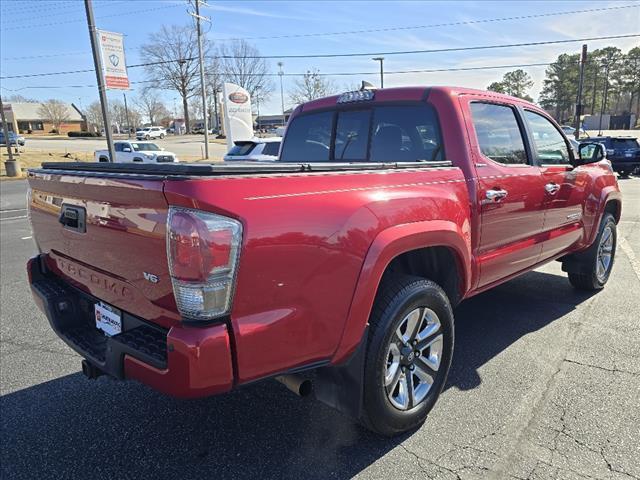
[{"x1": 34, "y1": 160, "x2": 453, "y2": 177}]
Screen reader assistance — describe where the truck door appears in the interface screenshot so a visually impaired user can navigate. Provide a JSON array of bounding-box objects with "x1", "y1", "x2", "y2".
[
  {"x1": 465, "y1": 100, "x2": 547, "y2": 288},
  {"x1": 521, "y1": 109, "x2": 586, "y2": 260}
]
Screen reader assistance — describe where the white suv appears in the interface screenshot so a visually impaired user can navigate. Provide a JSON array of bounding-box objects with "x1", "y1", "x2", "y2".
[{"x1": 136, "y1": 126, "x2": 166, "y2": 140}]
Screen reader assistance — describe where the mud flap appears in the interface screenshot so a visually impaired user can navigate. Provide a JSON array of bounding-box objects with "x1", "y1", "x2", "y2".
[{"x1": 313, "y1": 326, "x2": 368, "y2": 421}]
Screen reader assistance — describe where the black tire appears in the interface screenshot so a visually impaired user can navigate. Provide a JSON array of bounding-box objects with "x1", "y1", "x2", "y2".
[
  {"x1": 618, "y1": 170, "x2": 629, "y2": 178},
  {"x1": 145, "y1": 135, "x2": 150, "y2": 140},
  {"x1": 98, "y1": 156, "x2": 108, "y2": 163},
  {"x1": 160, "y1": 133, "x2": 165, "y2": 139},
  {"x1": 568, "y1": 213, "x2": 617, "y2": 290},
  {"x1": 361, "y1": 275, "x2": 454, "y2": 436}
]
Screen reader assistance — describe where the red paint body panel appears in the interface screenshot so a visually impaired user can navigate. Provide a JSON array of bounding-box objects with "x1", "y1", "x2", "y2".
[
  {"x1": 124, "y1": 323, "x2": 233, "y2": 398},
  {"x1": 27, "y1": 86, "x2": 621, "y2": 398}
]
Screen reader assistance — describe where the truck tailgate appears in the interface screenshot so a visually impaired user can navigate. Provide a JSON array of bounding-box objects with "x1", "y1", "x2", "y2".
[{"x1": 28, "y1": 171, "x2": 180, "y2": 328}]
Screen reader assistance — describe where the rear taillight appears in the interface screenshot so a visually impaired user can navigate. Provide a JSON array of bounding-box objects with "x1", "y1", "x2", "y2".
[{"x1": 167, "y1": 207, "x2": 242, "y2": 321}]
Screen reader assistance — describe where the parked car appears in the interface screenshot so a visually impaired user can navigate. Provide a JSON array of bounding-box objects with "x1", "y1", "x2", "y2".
[
  {"x1": 26, "y1": 86, "x2": 620, "y2": 436},
  {"x1": 560, "y1": 125, "x2": 587, "y2": 137},
  {"x1": 0, "y1": 131, "x2": 25, "y2": 146},
  {"x1": 94, "y1": 141, "x2": 178, "y2": 163},
  {"x1": 223, "y1": 137, "x2": 281, "y2": 161},
  {"x1": 136, "y1": 126, "x2": 166, "y2": 140},
  {"x1": 580, "y1": 136, "x2": 640, "y2": 177}
]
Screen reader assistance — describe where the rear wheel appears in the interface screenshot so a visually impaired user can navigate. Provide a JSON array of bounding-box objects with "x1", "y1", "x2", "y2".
[
  {"x1": 361, "y1": 275, "x2": 454, "y2": 436},
  {"x1": 145, "y1": 134, "x2": 150, "y2": 140},
  {"x1": 568, "y1": 213, "x2": 617, "y2": 290},
  {"x1": 160, "y1": 133, "x2": 165, "y2": 139},
  {"x1": 618, "y1": 170, "x2": 629, "y2": 178}
]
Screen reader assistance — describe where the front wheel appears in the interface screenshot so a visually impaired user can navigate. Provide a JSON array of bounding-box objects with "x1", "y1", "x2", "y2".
[
  {"x1": 568, "y1": 213, "x2": 617, "y2": 290},
  {"x1": 145, "y1": 135, "x2": 150, "y2": 140},
  {"x1": 361, "y1": 275, "x2": 454, "y2": 436},
  {"x1": 159, "y1": 133, "x2": 165, "y2": 139}
]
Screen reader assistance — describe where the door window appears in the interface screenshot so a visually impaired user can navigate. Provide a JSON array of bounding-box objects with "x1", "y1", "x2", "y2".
[
  {"x1": 524, "y1": 110, "x2": 571, "y2": 165},
  {"x1": 470, "y1": 103, "x2": 528, "y2": 165}
]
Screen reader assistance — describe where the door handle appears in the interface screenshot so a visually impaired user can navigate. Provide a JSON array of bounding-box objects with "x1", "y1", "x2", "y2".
[
  {"x1": 545, "y1": 183, "x2": 560, "y2": 194},
  {"x1": 485, "y1": 189, "x2": 508, "y2": 202}
]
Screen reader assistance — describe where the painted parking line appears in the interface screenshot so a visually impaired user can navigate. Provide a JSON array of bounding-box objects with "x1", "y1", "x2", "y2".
[
  {"x1": 0, "y1": 215, "x2": 28, "y2": 221},
  {"x1": 620, "y1": 237, "x2": 640, "y2": 282}
]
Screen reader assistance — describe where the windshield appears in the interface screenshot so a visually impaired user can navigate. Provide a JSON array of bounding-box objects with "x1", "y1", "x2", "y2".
[
  {"x1": 611, "y1": 138, "x2": 639, "y2": 149},
  {"x1": 131, "y1": 143, "x2": 160, "y2": 152}
]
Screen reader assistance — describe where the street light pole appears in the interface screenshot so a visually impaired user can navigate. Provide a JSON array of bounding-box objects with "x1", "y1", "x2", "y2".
[
  {"x1": 278, "y1": 62, "x2": 285, "y2": 126},
  {"x1": 373, "y1": 57, "x2": 384, "y2": 88},
  {"x1": 84, "y1": 0, "x2": 115, "y2": 162}
]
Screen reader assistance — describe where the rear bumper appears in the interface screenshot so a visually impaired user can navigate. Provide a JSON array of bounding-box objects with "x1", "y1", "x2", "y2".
[
  {"x1": 27, "y1": 255, "x2": 234, "y2": 398},
  {"x1": 610, "y1": 159, "x2": 640, "y2": 172}
]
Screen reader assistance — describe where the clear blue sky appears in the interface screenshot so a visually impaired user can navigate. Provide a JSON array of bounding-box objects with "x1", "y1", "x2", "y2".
[{"x1": 1, "y1": 0, "x2": 638, "y2": 118}]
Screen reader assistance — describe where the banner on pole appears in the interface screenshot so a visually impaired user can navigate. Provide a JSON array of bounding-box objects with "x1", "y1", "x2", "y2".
[
  {"x1": 97, "y1": 30, "x2": 130, "y2": 90},
  {"x1": 222, "y1": 83, "x2": 253, "y2": 148}
]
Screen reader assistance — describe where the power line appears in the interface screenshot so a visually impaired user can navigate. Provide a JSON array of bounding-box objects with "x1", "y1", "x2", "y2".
[
  {"x1": 0, "y1": 0, "x2": 128, "y2": 23},
  {"x1": 3, "y1": 32, "x2": 638, "y2": 80},
  {"x1": 212, "y1": 4, "x2": 640, "y2": 41},
  {"x1": 3, "y1": 4, "x2": 637, "y2": 61},
  {"x1": 1, "y1": 3, "x2": 184, "y2": 30}
]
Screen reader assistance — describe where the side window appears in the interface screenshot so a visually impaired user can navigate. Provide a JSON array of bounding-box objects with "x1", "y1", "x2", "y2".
[
  {"x1": 370, "y1": 105, "x2": 444, "y2": 162},
  {"x1": 335, "y1": 110, "x2": 370, "y2": 161},
  {"x1": 280, "y1": 111, "x2": 332, "y2": 162},
  {"x1": 470, "y1": 102, "x2": 528, "y2": 165},
  {"x1": 524, "y1": 110, "x2": 571, "y2": 165},
  {"x1": 262, "y1": 142, "x2": 280, "y2": 156},
  {"x1": 114, "y1": 143, "x2": 124, "y2": 152}
]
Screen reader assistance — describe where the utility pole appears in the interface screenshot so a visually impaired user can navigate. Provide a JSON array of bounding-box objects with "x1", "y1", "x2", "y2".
[
  {"x1": 190, "y1": 0, "x2": 210, "y2": 159},
  {"x1": 84, "y1": 0, "x2": 115, "y2": 162},
  {"x1": 278, "y1": 62, "x2": 285, "y2": 126},
  {"x1": 213, "y1": 87, "x2": 219, "y2": 134},
  {"x1": 123, "y1": 92, "x2": 131, "y2": 139},
  {"x1": 0, "y1": 96, "x2": 20, "y2": 177},
  {"x1": 373, "y1": 57, "x2": 384, "y2": 88},
  {"x1": 574, "y1": 44, "x2": 587, "y2": 140}
]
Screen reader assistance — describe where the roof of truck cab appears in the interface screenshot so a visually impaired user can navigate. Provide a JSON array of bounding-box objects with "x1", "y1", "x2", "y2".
[{"x1": 298, "y1": 86, "x2": 537, "y2": 113}]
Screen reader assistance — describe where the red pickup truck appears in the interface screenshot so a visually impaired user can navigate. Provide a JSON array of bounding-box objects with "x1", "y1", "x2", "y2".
[{"x1": 27, "y1": 86, "x2": 621, "y2": 436}]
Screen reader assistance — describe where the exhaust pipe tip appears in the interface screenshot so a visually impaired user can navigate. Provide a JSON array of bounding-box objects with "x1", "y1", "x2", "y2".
[
  {"x1": 81, "y1": 359, "x2": 104, "y2": 380},
  {"x1": 275, "y1": 374, "x2": 312, "y2": 397}
]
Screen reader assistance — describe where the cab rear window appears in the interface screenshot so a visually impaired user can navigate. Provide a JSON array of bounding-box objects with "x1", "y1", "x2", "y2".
[
  {"x1": 280, "y1": 104, "x2": 444, "y2": 163},
  {"x1": 610, "y1": 138, "x2": 639, "y2": 149}
]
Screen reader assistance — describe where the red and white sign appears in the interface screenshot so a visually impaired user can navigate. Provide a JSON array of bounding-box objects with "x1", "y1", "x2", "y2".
[
  {"x1": 222, "y1": 83, "x2": 253, "y2": 148},
  {"x1": 97, "y1": 30, "x2": 130, "y2": 90}
]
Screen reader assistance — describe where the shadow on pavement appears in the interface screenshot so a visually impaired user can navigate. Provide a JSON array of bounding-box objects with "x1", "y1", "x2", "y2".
[{"x1": 0, "y1": 270, "x2": 597, "y2": 479}]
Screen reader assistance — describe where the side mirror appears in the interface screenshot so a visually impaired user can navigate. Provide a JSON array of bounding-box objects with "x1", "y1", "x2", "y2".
[
  {"x1": 577, "y1": 142, "x2": 605, "y2": 166},
  {"x1": 123, "y1": 147, "x2": 132, "y2": 153}
]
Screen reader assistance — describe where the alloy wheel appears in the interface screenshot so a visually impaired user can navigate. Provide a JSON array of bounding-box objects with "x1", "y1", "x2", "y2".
[{"x1": 384, "y1": 307, "x2": 443, "y2": 410}]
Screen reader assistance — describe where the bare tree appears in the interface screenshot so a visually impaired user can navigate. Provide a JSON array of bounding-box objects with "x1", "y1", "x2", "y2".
[
  {"x1": 38, "y1": 99, "x2": 70, "y2": 133},
  {"x1": 85, "y1": 101, "x2": 103, "y2": 131},
  {"x1": 218, "y1": 40, "x2": 273, "y2": 104},
  {"x1": 134, "y1": 89, "x2": 170, "y2": 125},
  {"x1": 140, "y1": 25, "x2": 209, "y2": 132},
  {"x1": 289, "y1": 69, "x2": 337, "y2": 105},
  {"x1": 109, "y1": 100, "x2": 141, "y2": 132},
  {"x1": 5, "y1": 94, "x2": 38, "y2": 103}
]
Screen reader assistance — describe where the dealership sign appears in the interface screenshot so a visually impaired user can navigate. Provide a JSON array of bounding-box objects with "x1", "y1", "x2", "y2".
[
  {"x1": 222, "y1": 83, "x2": 253, "y2": 148},
  {"x1": 97, "y1": 30, "x2": 129, "y2": 90}
]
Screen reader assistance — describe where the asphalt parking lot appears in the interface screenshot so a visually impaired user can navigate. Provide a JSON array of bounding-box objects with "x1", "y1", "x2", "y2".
[{"x1": 1, "y1": 178, "x2": 639, "y2": 480}]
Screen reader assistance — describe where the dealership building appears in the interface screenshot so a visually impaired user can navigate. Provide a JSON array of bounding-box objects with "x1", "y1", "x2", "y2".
[{"x1": 3, "y1": 102, "x2": 86, "y2": 134}]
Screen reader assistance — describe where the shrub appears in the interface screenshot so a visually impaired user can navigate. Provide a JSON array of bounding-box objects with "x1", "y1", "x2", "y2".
[{"x1": 67, "y1": 131, "x2": 99, "y2": 137}]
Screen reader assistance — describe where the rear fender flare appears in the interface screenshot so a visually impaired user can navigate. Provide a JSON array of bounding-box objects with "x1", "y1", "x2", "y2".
[{"x1": 332, "y1": 220, "x2": 471, "y2": 364}]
